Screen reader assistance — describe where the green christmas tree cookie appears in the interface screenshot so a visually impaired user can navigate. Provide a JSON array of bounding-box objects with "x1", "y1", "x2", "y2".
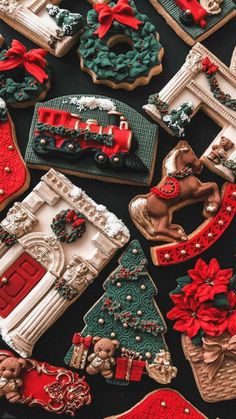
[{"x1": 65, "y1": 240, "x2": 177, "y2": 385}]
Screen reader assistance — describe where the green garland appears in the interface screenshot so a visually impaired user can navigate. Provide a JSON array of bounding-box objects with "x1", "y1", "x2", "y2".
[
  {"x1": 79, "y1": 1, "x2": 162, "y2": 83},
  {"x1": 0, "y1": 226, "x2": 17, "y2": 247},
  {"x1": 36, "y1": 122, "x2": 114, "y2": 146},
  {"x1": 205, "y1": 73, "x2": 236, "y2": 112},
  {"x1": 51, "y1": 209, "x2": 86, "y2": 243},
  {"x1": 54, "y1": 278, "x2": 79, "y2": 300},
  {"x1": 0, "y1": 49, "x2": 51, "y2": 104}
]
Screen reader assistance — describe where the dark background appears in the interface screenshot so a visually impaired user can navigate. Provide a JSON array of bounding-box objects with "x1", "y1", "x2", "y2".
[{"x1": 0, "y1": 1, "x2": 236, "y2": 418}]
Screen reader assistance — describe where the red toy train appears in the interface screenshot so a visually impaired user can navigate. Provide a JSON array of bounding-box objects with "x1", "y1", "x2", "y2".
[
  {"x1": 176, "y1": 0, "x2": 208, "y2": 27},
  {"x1": 33, "y1": 107, "x2": 148, "y2": 173}
]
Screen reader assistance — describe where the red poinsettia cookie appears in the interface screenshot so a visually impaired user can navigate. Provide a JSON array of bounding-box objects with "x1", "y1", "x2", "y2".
[{"x1": 168, "y1": 258, "x2": 236, "y2": 402}]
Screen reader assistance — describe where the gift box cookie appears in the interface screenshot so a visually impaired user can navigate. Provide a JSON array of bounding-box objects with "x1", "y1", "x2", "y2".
[
  {"x1": 168, "y1": 258, "x2": 236, "y2": 402},
  {"x1": 0, "y1": 169, "x2": 129, "y2": 358}
]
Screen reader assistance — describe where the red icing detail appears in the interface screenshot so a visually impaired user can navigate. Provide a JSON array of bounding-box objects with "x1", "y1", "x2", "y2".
[
  {"x1": 72, "y1": 333, "x2": 92, "y2": 349},
  {"x1": 94, "y1": 0, "x2": 142, "y2": 39},
  {"x1": 112, "y1": 389, "x2": 206, "y2": 418},
  {"x1": 150, "y1": 177, "x2": 180, "y2": 200},
  {"x1": 36, "y1": 107, "x2": 132, "y2": 158},
  {"x1": 175, "y1": 0, "x2": 208, "y2": 27},
  {"x1": 152, "y1": 183, "x2": 236, "y2": 266},
  {"x1": 115, "y1": 358, "x2": 145, "y2": 382},
  {"x1": 201, "y1": 57, "x2": 219, "y2": 75},
  {"x1": 20, "y1": 360, "x2": 91, "y2": 415},
  {"x1": 0, "y1": 252, "x2": 46, "y2": 318},
  {"x1": 0, "y1": 40, "x2": 48, "y2": 84},
  {"x1": 0, "y1": 116, "x2": 27, "y2": 206}
]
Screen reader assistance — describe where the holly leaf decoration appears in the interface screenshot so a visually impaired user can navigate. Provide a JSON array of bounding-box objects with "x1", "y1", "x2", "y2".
[{"x1": 171, "y1": 275, "x2": 191, "y2": 295}]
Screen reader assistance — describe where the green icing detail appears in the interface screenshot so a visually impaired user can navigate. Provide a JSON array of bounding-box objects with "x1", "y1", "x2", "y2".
[
  {"x1": 36, "y1": 122, "x2": 114, "y2": 146},
  {"x1": 221, "y1": 158, "x2": 236, "y2": 177},
  {"x1": 79, "y1": 1, "x2": 162, "y2": 83},
  {"x1": 65, "y1": 240, "x2": 169, "y2": 368},
  {"x1": 0, "y1": 49, "x2": 51, "y2": 104}
]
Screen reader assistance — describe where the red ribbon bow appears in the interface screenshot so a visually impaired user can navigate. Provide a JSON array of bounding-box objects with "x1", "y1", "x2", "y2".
[
  {"x1": 94, "y1": 0, "x2": 142, "y2": 38},
  {"x1": 66, "y1": 210, "x2": 85, "y2": 228},
  {"x1": 0, "y1": 40, "x2": 48, "y2": 84},
  {"x1": 201, "y1": 57, "x2": 219, "y2": 75},
  {"x1": 72, "y1": 333, "x2": 92, "y2": 349}
]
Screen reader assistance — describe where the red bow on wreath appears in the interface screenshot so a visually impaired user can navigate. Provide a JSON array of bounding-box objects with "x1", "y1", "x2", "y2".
[
  {"x1": 94, "y1": 0, "x2": 142, "y2": 39},
  {"x1": 66, "y1": 210, "x2": 85, "y2": 228},
  {"x1": 0, "y1": 40, "x2": 48, "y2": 83},
  {"x1": 72, "y1": 333, "x2": 92, "y2": 348},
  {"x1": 201, "y1": 57, "x2": 219, "y2": 75}
]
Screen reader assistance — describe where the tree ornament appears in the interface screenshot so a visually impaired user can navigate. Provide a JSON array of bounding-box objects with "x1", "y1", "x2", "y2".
[{"x1": 65, "y1": 240, "x2": 177, "y2": 385}]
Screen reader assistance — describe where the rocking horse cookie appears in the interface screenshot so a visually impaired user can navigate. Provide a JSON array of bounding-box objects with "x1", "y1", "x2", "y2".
[
  {"x1": 148, "y1": 0, "x2": 236, "y2": 46},
  {"x1": 0, "y1": 40, "x2": 51, "y2": 108},
  {"x1": 0, "y1": 349, "x2": 91, "y2": 414},
  {"x1": 129, "y1": 141, "x2": 236, "y2": 266},
  {"x1": 0, "y1": 1, "x2": 84, "y2": 57},
  {"x1": 79, "y1": 0, "x2": 164, "y2": 90},
  {"x1": 0, "y1": 98, "x2": 30, "y2": 211}
]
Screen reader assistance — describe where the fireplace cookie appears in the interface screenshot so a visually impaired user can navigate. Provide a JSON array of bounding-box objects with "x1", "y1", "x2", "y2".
[
  {"x1": 0, "y1": 40, "x2": 51, "y2": 108},
  {"x1": 148, "y1": 0, "x2": 236, "y2": 46},
  {"x1": 0, "y1": 169, "x2": 129, "y2": 357},
  {"x1": 79, "y1": 0, "x2": 164, "y2": 90},
  {"x1": 65, "y1": 240, "x2": 177, "y2": 386},
  {"x1": 168, "y1": 258, "x2": 236, "y2": 402},
  {"x1": 0, "y1": 350, "x2": 91, "y2": 415},
  {"x1": 129, "y1": 141, "x2": 236, "y2": 266}
]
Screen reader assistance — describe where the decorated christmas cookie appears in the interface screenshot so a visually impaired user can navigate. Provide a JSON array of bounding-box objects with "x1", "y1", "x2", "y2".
[
  {"x1": 0, "y1": 349, "x2": 91, "y2": 414},
  {"x1": 144, "y1": 44, "x2": 236, "y2": 141},
  {"x1": 25, "y1": 95, "x2": 158, "y2": 186},
  {"x1": 168, "y1": 258, "x2": 236, "y2": 402},
  {"x1": 0, "y1": 40, "x2": 51, "y2": 108},
  {"x1": 0, "y1": 169, "x2": 129, "y2": 357},
  {"x1": 148, "y1": 0, "x2": 236, "y2": 45},
  {"x1": 105, "y1": 389, "x2": 207, "y2": 418},
  {"x1": 79, "y1": 0, "x2": 164, "y2": 90},
  {"x1": 129, "y1": 141, "x2": 236, "y2": 266},
  {"x1": 0, "y1": 99, "x2": 30, "y2": 211},
  {"x1": 65, "y1": 240, "x2": 177, "y2": 386},
  {"x1": 0, "y1": 1, "x2": 84, "y2": 57}
]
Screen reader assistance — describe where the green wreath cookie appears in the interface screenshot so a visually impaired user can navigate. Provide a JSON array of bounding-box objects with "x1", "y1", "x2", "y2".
[
  {"x1": 79, "y1": 0, "x2": 164, "y2": 90},
  {"x1": 51, "y1": 209, "x2": 86, "y2": 243},
  {"x1": 0, "y1": 39, "x2": 51, "y2": 108}
]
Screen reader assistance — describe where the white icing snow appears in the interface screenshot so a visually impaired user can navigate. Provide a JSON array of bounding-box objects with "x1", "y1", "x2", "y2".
[{"x1": 64, "y1": 96, "x2": 117, "y2": 112}]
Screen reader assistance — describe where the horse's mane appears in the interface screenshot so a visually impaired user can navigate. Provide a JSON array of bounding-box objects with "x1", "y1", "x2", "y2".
[{"x1": 164, "y1": 146, "x2": 189, "y2": 174}]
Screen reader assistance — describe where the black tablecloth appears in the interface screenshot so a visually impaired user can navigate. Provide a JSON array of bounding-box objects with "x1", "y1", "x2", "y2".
[{"x1": 0, "y1": 1, "x2": 236, "y2": 418}]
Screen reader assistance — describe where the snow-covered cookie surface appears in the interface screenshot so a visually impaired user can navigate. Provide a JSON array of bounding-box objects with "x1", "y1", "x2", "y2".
[{"x1": 0, "y1": 169, "x2": 129, "y2": 358}]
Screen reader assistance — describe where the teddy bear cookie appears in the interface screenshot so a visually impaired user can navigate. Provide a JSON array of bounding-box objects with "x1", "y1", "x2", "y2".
[
  {"x1": 0, "y1": 350, "x2": 91, "y2": 414},
  {"x1": 25, "y1": 94, "x2": 158, "y2": 186},
  {"x1": 167, "y1": 258, "x2": 236, "y2": 402},
  {"x1": 129, "y1": 141, "x2": 236, "y2": 266},
  {"x1": 65, "y1": 240, "x2": 177, "y2": 386},
  {"x1": 0, "y1": 98, "x2": 30, "y2": 211},
  {"x1": 105, "y1": 389, "x2": 207, "y2": 419},
  {"x1": 0, "y1": 2, "x2": 84, "y2": 57},
  {"x1": 79, "y1": 0, "x2": 164, "y2": 90},
  {"x1": 0, "y1": 39, "x2": 51, "y2": 108},
  {"x1": 148, "y1": 0, "x2": 236, "y2": 45},
  {"x1": 0, "y1": 169, "x2": 129, "y2": 358}
]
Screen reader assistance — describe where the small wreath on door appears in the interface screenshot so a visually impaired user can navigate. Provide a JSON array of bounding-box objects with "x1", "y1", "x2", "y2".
[{"x1": 51, "y1": 209, "x2": 86, "y2": 243}]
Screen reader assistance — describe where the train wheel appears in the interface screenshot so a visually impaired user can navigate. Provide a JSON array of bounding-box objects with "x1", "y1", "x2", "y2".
[
  {"x1": 109, "y1": 154, "x2": 124, "y2": 170},
  {"x1": 33, "y1": 135, "x2": 55, "y2": 155},
  {"x1": 94, "y1": 151, "x2": 108, "y2": 168}
]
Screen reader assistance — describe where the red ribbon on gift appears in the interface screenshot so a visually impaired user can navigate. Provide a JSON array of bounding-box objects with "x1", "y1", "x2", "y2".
[
  {"x1": 94, "y1": 0, "x2": 142, "y2": 39},
  {"x1": 0, "y1": 40, "x2": 48, "y2": 83},
  {"x1": 72, "y1": 333, "x2": 92, "y2": 349},
  {"x1": 201, "y1": 57, "x2": 219, "y2": 75}
]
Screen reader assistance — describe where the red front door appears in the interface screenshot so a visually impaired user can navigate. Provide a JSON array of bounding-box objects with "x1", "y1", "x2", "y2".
[{"x1": 0, "y1": 252, "x2": 47, "y2": 318}]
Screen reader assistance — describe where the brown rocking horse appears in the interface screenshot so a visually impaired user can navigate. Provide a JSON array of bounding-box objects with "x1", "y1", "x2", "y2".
[{"x1": 129, "y1": 141, "x2": 222, "y2": 242}]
